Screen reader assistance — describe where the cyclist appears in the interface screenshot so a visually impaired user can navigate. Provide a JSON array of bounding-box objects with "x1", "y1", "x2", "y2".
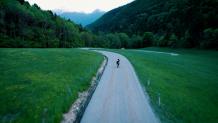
[{"x1": 116, "y1": 59, "x2": 120, "y2": 68}]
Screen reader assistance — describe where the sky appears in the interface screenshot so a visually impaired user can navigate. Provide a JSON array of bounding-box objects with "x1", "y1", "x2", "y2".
[{"x1": 26, "y1": 0, "x2": 134, "y2": 13}]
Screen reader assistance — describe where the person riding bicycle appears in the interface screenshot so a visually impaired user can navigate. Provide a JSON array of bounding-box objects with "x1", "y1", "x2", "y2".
[{"x1": 116, "y1": 59, "x2": 120, "y2": 68}]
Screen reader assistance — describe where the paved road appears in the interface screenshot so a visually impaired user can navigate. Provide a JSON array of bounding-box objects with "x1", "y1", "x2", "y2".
[{"x1": 81, "y1": 51, "x2": 160, "y2": 123}]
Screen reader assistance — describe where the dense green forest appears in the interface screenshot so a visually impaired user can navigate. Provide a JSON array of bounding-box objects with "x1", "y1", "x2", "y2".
[
  {"x1": 0, "y1": 0, "x2": 217, "y2": 49},
  {"x1": 0, "y1": 0, "x2": 143, "y2": 48},
  {"x1": 88, "y1": 0, "x2": 218, "y2": 49},
  {"x1": 0, "y1": 0, "x2": 86, "y2": 48}
]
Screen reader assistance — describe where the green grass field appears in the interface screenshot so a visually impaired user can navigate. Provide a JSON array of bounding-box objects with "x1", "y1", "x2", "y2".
[
  {"x1": 0, "y1": 48, "x2": 103, "y2": 123},
  {"x1": 113, "y1": 48, "x2": 218, "y2": 123}
]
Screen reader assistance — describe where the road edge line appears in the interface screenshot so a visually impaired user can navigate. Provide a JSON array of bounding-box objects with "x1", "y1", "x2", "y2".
[{"x1": 61, "y1": 55, "x2": 108, "y2": 123}]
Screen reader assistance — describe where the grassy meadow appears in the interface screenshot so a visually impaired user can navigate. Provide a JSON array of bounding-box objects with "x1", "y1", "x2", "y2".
[
  {"x1": 0, "y1": 48, "x2": 103, "y2": 123},
  {"x1": 113, "y1": 48, "x2": 218, "y2": 123}
]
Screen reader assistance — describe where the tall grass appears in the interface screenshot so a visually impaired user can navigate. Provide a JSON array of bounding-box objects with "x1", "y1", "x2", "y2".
[{"x1": 0, "y1": 48, "x2": 103, "y2": 123}]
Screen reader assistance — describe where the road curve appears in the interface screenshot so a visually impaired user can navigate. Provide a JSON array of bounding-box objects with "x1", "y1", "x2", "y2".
[{"x1": 81, "y1": 51, "x2": 160, "y2": 123}]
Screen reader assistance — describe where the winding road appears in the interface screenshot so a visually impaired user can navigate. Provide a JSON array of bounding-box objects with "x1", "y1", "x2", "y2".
[{"x1": 81, "y1": 51, "x2": 160, "y2": 123}]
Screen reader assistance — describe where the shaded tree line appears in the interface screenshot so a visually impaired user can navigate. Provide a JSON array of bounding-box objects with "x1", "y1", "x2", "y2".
[{"x1": 81, "y1": 32, "x2": 143, "y2": 49}]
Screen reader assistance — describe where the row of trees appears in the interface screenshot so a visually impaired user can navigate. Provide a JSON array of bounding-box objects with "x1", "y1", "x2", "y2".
[
  {"x1": 143, "y1": 29, "x2": 218, "y2": 49},
  {"x1": 81, "y1": 32, "x2": 143, "y2": 48},
  {"x1": 80, "y1": 29, "x2": 218, "y2": 49}
]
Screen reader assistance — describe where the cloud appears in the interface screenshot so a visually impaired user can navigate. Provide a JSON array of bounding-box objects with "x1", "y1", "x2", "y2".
[{"x1": 26, "y1": 0, "x2": 134, "y2": 13}]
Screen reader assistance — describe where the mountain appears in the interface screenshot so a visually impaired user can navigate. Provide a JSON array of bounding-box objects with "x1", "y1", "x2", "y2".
[
  {"x1": 58, "y1": 10, "x2": 105, "y2": 26},
  {"x1": 88, "y1": 0, "x2": 218, "y2": 48}
]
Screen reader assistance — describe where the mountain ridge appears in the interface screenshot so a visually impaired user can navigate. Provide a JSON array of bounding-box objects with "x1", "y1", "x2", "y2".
[{"x1": 57, "y1": 9, "x2": 105, "y2": 26}]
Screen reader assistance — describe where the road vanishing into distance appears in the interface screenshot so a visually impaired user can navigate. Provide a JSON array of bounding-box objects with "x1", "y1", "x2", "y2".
[{"x1": 81, "y1": 51, "x2": 160, "y2": 123}]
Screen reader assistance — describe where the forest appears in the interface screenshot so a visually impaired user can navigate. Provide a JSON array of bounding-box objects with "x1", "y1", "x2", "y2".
[
  {"x1": 0, "y1": 0, "x2": 217, "y2": 49},
  {"x1": 0, "y1": 0, "x2": 141, "y2": 48},
  {"x1": 89, "y1": 0, "x2": 218, "y2": 49},
  {"x1": 0, "y1": 0, "x2": 88, "y2": 48}
]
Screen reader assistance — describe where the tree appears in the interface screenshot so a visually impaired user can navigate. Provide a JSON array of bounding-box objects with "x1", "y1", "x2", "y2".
[
  {"x1": 168, "y1": 33, "x2": 179, "y2": 48},
  {"x1": 106, "y1": 33, "x2": 121, "y2": 48},
  {"x1": 180, "y1": 30, "x2": 192, "y2": 48},
  {"x1": 129, "y1": 34, "x2": 143, "y2": 48},
  {"x1": 143, "y1": 32, "x2": 154, "y2": 47},
  {"x1": 80, "y1": 32, "x2": 94, "y2": 47},
  {"x1": 200, "y1": 28, "x2": 218, "y2": 49},
  {"x1": 0, "y1": 10, "x2": 5, "y2": 34},
  {"x1": 16, "y1": 0, "x2": 25, "y2": 5},
  {"x1": 117, "y1": 33, "x2": 129, "y2": 48},
  {"x1": 94, "y1": 35, "x2": 110, "y2": 48}
]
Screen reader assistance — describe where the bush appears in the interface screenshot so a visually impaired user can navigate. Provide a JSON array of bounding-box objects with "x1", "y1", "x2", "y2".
[
  {"x1": 153, "y1": 35, "x2": 168, "y2": 47},
  {"x1": 200, "y1": 28, "x2": 218, "y2": 49}
]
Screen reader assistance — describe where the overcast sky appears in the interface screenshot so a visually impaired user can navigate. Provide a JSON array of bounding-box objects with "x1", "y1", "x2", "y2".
[{"x1": 26, "y1": 0, "x2": 134, "y2": 13}]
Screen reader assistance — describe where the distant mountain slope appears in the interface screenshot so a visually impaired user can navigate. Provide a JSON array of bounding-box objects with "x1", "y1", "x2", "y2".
[
  {"x1": 58, "y1": 10, "x2": 105, "y2": 26},
  {"x1": 88, "y1": 0, "x2": 218, "y2": 47},
  {"x1": 87, "y1": 0, "x2": 159, "y2": 32}
]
